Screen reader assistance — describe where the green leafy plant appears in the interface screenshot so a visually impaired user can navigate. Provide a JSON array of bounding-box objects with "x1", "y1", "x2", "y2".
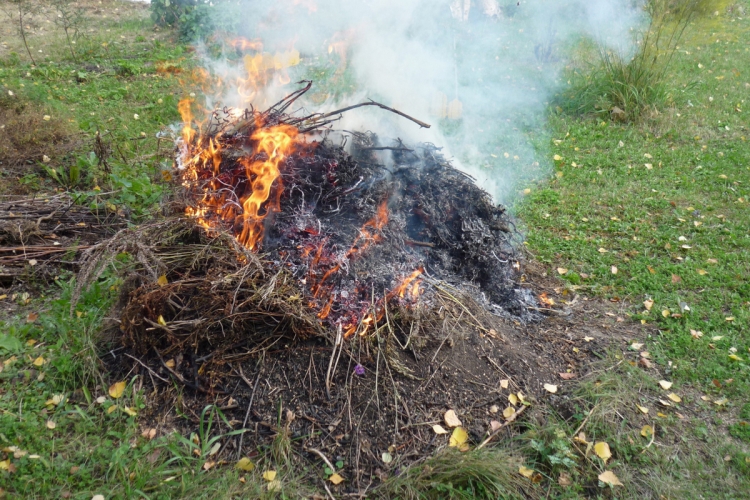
[
  {"x1": 43, "y1": 152, "x2": 96, "y2": 189},
  {"x1": 168, "y1": 405, "x2": 245, "y2": 471}
]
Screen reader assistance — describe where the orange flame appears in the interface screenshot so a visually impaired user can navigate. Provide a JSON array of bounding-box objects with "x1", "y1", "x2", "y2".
[{"x1": 237, "y1": 124, "x2": 298, "y2": 250}]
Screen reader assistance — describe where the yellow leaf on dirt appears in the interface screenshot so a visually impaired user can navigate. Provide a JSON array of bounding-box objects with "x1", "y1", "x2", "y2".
[
  {"x1": 263, "y1": 470, "x2": 277, "y2": 481},
  {"x1": 444, "y1": 409, "x2": 462, "y2": 428},
  {"x1": 236, "y1": 457, "x2": 255, "y2": 471},
  {"x1": 714, "y1": 398, "x2": 728, "y2": 406},
  {"x1": 109, "y1": 381, "x2": 126, "y2": 399},
  {"x1": 598, "y1": 470, "x2": 623, "y2": 487},
  {"x1": 329, "y1": 473, "x2": 344, "y2": 485},
  {"x1": 123, "y1": 406, "x2": 137, "y2": 417},
  {"x1": 449, "y1": 427, "x2": 468, "y2": 448},
  {"x1": 543, "y1": 384, "x2": 558, "y2": 393},
  {"x1": 503, "y1": 406, "x2": 515, "y2": 419},
  {"x1": 594, "y1": 442, "x2": 612, "y2": 463},
  {"x1": 500, "y1": 379, "x2": 509, "y2": 389},
  {"x1": 32, "y1": 356, "x2": 45, "y2": 367},
  {"x1": 557, "y1": 267, "x2": 568, "y2": 275},
  {"x1": 667, "y1": 393, "x2": 681, "y2": 403},
  {"x1": 658, "y1": 380, "x2": 673, "y2": 390},
  {"x1": 432, "y1": 425, "x2": 448, "y2": 435},
  {"x1": 637, "y1": 405, "x2": 649, "y2": 414},
  {"x1": 157, "y1": 275, "x2": 168, "y2": 286},
  {"x1": 641, "y1": 425, "x2": 653, "y2": 438},
  {"x1": 157, "y1": 315, "x2": 167, "y2": 326},
  {"x1": 490, "y1": 420, "x2": 502, "y2": 432},
  {"x1": 643, "y1": 300, "x2": 654, "y2": 311},
  {"x1": 508, "y1": 394, "x2": 518, "y2": 406},
  {"x1": 518, "y1": 466, "x2": 534, "y2": 478}
]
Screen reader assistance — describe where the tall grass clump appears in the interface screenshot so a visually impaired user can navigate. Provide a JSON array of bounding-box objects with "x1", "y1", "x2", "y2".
[{"x1": 558, "y1": 0, "x2": 718, "y2": 122}]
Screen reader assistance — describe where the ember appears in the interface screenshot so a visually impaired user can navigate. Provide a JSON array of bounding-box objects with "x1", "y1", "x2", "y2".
[{"x1": 174, "y1": 81, "x2": 531, "y2": 341}]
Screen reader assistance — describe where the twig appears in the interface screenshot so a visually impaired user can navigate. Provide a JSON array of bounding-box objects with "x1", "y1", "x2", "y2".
[
  {"x1": 570, "y1": 404, "x2": 598, "y2": 439},
  {"x1": 476, "y1": 405, "x2": 527, "y2": 450},
  {"x1": 124, "y1": 353, "x2": 169, "y2": 383},
  {"x1": 304, "y1": 100, "x2": 431, "y2": 129},
  {"x1": 237, "y1": 364, "x2": 262, "y2": 459},
  {"x1": 641, "y1": 423, "x2": 656, "y2": 453},
  {"x1": 325, "y1": 324, "x2": 343, "y2": 399},
  {"x1": 323, "y1": 482, "x2": 337, "y2": 500},
  {"x1": 306, "y1": 447, "x2": 336, "y2": 473}
]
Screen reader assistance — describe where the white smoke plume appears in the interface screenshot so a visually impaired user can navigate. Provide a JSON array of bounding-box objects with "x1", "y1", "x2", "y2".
[{"x1": 191, "y1": 0, "x2": 643, "y2": 202}]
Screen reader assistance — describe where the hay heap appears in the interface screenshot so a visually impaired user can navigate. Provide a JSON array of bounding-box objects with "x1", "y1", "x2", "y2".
[{"x1": 78, "y1": 83, "x2": 536, "y2": 389}]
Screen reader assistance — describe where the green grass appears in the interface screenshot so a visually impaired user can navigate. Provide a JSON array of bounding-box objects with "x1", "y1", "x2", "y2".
[
  {"x1": 516, "y1": 3, "x2": 750, "y2": 496},
  {"x1": 3, "y1": 1, "x2": 750, "y2": 498}
]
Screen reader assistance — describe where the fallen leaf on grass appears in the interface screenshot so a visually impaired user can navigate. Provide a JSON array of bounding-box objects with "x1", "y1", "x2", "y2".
[
  {"x1": 659, "y1": 380, "x2": 673, "y2": 390},
  {"x1": 641, "y1": 425, "x2": 653, "y2": 438},
  {"x1": 594, "y1": 442, "x2": 612, "y2": 463},
  {"x1": 637, "y1": 405, "x2": 649, "y2": 414},
  {"x1": 728, "y1": 354, "x2": 743, "y2": 362},
  {"x1": 141, "y1": 428, "x2": 157, "y2": 440},
  {"x1": 662, "y1": 310, "x2": 671, "y2": 318},
  {"x1": 643, "y1": 300, "x2": 654, "y2": 311},
  {"x1": 714, "y1": 398, "x2": 728, "y2": 406},
  {"x1": 557, "y1": 267, "x2": 568, "y2": 275},
  {"x1": 46, "y1": 420, "x2": 56, "y2": 430},
  {"x1": 108, "y1": 381, "x2": 126, "y2": 399},
  {"x1": 598, "y1": 470, "x2": 623, "y2": 487},
  {"x1": 519, "y1": 466, "x2": 534, "y2": 478},
  {"x1": 432, "y1": 425, "x2": 448, "y2": 435},
  {"x1": 690, "y1": 329, "x2": 703, "y2": 339},
  {"x1": 262, "y1": 470, "x2": 277, "y2": 481},
  {"x1": 27, "y1": 312, "x2": 38, "y2": 323},
  {"x1": 630, "y1": 343, "x2": 644, "y2": 350},
  {"x1": 32, "y1": 356, "x2": 45, "y2": 367},
  {"x1": 444, "y1": 410, "x2": 462, "y2": 428},
  {"x1": 267, "y1": 480, "x2": 281, "y2": 492},
  {"x1": 671, "y1": 274, "x2": 682, "y2": 284},
  {"x1": 544, "y1": 384, "x2": 558, "y2": 393},
  {"x1": 667, "y1": 393, "x2": 682, "y2": 403},
  {"x1": 726, "y1": 317, "x2": 735, "y2": 322},
  {"x1": 202, "y1": 461, "x2": 215, "y2": 471},
  {"x1": 449, "y1": 427, "x2": 469, "y2": 448},
  {"x1": 329, "y1": 473, "x2": 344, "y2": 485},
  {"x1": 559, "y1": 372, "x2": 575, "y2": 380},
  {"x1": 697, "y1": 269, "x2": 708, "y2": 275},
  {"x1": 123, "y1": 407, "x2": 137, "y2": 417},
  {"x1": 611, "y1": 266, "x2": 618, "y2": 275},
  {"x1": 558, "y1": 472, "x2": 572, "y2": 486},
  {"x1": 236, "y1": 457, "x2": 255, "y2": 471}
]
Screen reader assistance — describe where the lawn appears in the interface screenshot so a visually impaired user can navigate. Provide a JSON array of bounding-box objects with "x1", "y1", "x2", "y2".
[{"x1": 1, "y1": 0, "x2": 749, "y2": 498}]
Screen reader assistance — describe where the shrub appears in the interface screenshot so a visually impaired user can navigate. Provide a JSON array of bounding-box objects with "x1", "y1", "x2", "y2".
[{"x1": 557, "y1": 0, "x2": 720, "y2": 122}]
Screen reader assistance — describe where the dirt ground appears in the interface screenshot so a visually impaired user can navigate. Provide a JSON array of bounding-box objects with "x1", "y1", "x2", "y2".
[{"x1": 123, "y1": 254, "x2": 652, "y2": 494}]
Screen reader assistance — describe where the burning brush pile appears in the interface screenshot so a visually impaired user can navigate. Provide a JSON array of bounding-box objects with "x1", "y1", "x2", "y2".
[{"x1": 80, "y1": 81, "x2": 538, "y2": 380}]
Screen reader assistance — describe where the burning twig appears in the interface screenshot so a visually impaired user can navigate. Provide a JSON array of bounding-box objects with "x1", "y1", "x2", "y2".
[{"x1": 299, "y1": 99, "x2": 431, "y2": 130}]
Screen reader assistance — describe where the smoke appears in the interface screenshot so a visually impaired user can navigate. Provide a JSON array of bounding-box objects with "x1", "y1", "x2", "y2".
[{"x1": 191, "y1": 0, "x2": 643, "y2": 202}]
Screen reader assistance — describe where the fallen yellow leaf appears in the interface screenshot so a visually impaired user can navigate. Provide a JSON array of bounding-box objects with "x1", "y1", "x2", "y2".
[
  {"x1": 263, "y1": 470, "x2": 277, "y2": 481},
  {"x1": 640, "y1": 425, "x2": 653, "y2": 438},
  {"x1": 236, "y1": 457, "x2": 255, "y2": 471},
  {"x1": 503, "y1": 406, "x2": 515, "y2": 420},
  {"x1": 594, "y1": 442, "x2": 612, "y2": 463},
  {"x1": 449, "y1": 427, "x2": 468, "y2": 448},
  {"x1": 433, "y1": 424, "x2": 448, "y2": 435},
  {"x1": 543, "y1": 383, "x2": 558, "y2": 393},
  {"x1": 598, "y1": 470, "x2": 623, "y2": 487},
  {"x1": 667, "y1": 393, "x2": 681, "y2": 403},
  {"x1": 107, "y1": 405, "x2": 118, "y2": 414},
  {"x1": 557, "y1": 267, "x2": 568, "y2": 275},
  {"x1": 658, "y1": 380, "x2": 673, "y2": 390},
  {"x1": 643, "y1": 300, "x2": 654, "y2": 311},
  {"x1": 32, "y1": 356, "x2": 45, "y2": 367},
  {"x1": 637, "y1": 405, "x2": 649, "y2": 414},
  {"x1": 697, "y1": 269, "x2": 707, "y2": 275},
  {"x1": 157, "y1": 315, "x2": 167, "y2": 326},
  {"x1": 500, "y1": 379, "x2": 509, "y2": 389},
  {"x1": 46, "y1": 420, "x2": 56, "y2": 430},
  {"x1": 519, "y1": 465, "x2": 534, "y2": 478},
  {"x1": 157, "y1": 275, "x2": 168, "y2": 286},
  {"x1": 123, "y1": 406, "x2": 137, "y2": 417},
  {"x1": 729, "y1": 354, "x2": 743, "y2": 362},
  {"x1": 444, "y1": 410, "x2": 462, "y2": 428},
  {"x1": 329, "y1": 473, "x2": 344, "y2": 485},
  {"x1": 109, "y1": 381, "x2": 127, "y2": 399},
  {"x1": 508, "y1": 394, "x2": 518, "y2": 406}
]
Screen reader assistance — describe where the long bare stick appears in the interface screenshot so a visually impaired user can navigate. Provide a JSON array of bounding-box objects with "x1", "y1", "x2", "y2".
[
  {"x1": 476, "y1": 405, "x2": 527, "y2": 450},
  {"x1": 303, "y1": 100, "x2": 431, "y2": 129}
]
